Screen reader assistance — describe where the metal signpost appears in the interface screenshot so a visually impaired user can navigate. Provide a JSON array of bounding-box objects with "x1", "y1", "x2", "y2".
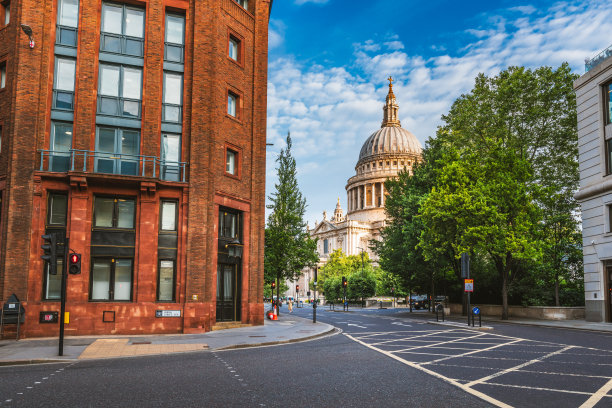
[
  {"x1": 461, "y1": 253, "x2": 471, "y2": 326},
  {"x1": 312, "y1": 267, "x2": 318, "y2": 324}
]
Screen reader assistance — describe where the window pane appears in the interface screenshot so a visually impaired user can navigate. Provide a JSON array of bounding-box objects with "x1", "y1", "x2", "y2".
[
  {"x1": 125, "y1": 8, "x2": 144, "y2": 38},
  {"x1": 121, "y1": 131, "x2": 139, "y2": 156},
  {"x1": 122, "y1": 100, "x2": 140, "y2": 118},
  {"x1": 99, "y1": 97, "x2": 119, "y2": 116},
  {"x1": 162, "y1": 134, "x2": 180, "y2": 162},
  {"x1": 125, "y1": 38, "x2": 143, "y2": 56},
  {"x1": 161, "y1": 201, "x2": 177, "y2": 231},
  {"x1": 164, "y1": 73, "x2": 182, "y2": 105},
  {"x1": 99, "y1": 65, "x2": 120, "y2": 96},
  {"x1": 607, "y1": 138, "x2": 612, "y2": 175},
  {"x1": 163, "y1": 105, "x2": 180, "y2": 123},
  {"x1": 228, "y1": 94, "x2": 236, "y2": 116},
  {"x1": 607, "y1": 83, "x2": 612, "y2": 124},
  {"x1": 101, "y1": 34, "x2": 121, "y2": 53},
  {"x1": 117, "y1": 199, "x2": 135, "y2": 228},
  {"x1": 46, "y1": 260, "x2": 63, "y2": 300},
  {"x1": 158, "y1": 260, "x2": 175, "y2": 301},
  {"x1": 4, "y1": 2, "x2": 9, "y2": 25},
  {"x1": 1, "y1": 65, "x2": 6, "y2": 88},
  {"x1": 166, "y1": 15, "x2": 184, "y2": 45},
  {"x1": 92, "y1": 260, "x2": 111, "y2": 300},
  {"x1": 165, "y1": 45, "x2": 182, "y2": 63},
  {"x1": 55, "y1": 58, "x2": 75, "y2": 91},
  {"x1": 55, "y1": 92, "x2": 74, "y2": 110},
  {"x1": 52, "y1": 123, "x2": 72, "y2": 152},
  {"x1": 58, "y1": 0, "x2": 78, "y2": 27},
  {"x1": 102, "y1": 4, "x2": 122, "y2": 34},
  {"x1": 114, "y1": 259, "x2": 132, "y2": 300},
  {"x1": 122, "y1": 67, "x2": 142, "y2": 100},
  {"x1": 94, "y1": 197, "x2": 114, "y2": 227},
  {"x1": 229, "y1": 38, "x2": 238, "y2": 60},
  {"x1": 226, "y1": 150, "x2": 235, "y2": 174},
  {"x1": 49, "y1": 194, "x2": 68, "y2": 225},
  {"x1": 98, "y1": 128, "x2": 116, "y2": 153}
]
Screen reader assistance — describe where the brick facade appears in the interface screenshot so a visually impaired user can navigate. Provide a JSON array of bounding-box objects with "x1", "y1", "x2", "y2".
[{"x1": 0, "y1": 0, "x2": 270, "y2": 338}]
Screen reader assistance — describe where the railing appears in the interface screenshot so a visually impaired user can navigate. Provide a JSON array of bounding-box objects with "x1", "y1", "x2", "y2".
[
  {"x1": 586, "y1": 43, "x2": 612, "y2": 72},
  {"x1": 38, "y1": 149, "x2": 188, "y2": 182}
]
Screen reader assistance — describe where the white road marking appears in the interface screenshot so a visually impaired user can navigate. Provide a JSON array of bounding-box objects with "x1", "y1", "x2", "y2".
[
  {"x1": 394, "y1": 332, "x2": 486, "y2": 353},
  {"x1": 425, "y1": 339, "x2": 523, "y2": 365},
  {"x1": 579, "y1": 378, "x2": 612, "y2": 408},
  {"x1": 464, "y1": 345, "x2": 574, "y2": 388},
  {"x1": 345, "y1": 333, "x2": 513, "y2": 408},
  {"x1": 347, "y1": 323, "x2": 367, "y2": 329}
]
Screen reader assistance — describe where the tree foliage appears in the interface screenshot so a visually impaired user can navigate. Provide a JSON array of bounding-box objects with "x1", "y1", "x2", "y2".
[{"x1": 265, "y1": 133, "x2": 319, "y2": 300}]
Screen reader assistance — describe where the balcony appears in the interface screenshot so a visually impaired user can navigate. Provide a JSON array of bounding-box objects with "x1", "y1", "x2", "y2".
[
  {"x1": 38, "y1": 149, "x2": 188, "y2": 182},
  {"x1": 585, "y1": 43, "x2": 612, "y2": 72}
]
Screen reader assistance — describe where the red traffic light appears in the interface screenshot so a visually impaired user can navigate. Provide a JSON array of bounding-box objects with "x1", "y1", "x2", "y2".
[
  {"x1": 68, "y1": 253, "x2": 81, "y2": 274},
  {"x1": 296, "y1": 285, "x2": 300, "y2": 291},
  {"x1": 271, "y1": 282, "x2": 276, "y2": 289}
]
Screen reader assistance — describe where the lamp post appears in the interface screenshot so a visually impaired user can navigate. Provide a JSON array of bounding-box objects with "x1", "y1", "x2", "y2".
[
  {"x1": 312, "y1": 266, "x2": 317, "y2": 323},
  {"x1": 20, "y1": 24, "x2": 35, "y2": 49}
]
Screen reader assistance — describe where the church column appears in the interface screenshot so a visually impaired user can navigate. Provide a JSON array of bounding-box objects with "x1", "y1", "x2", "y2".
[
  {"x1": 380, "y1": 182, "x2": 385, "y2": 207},
  {"x1": 357, "y1": 186, "x2": 361, "y2": 209}
]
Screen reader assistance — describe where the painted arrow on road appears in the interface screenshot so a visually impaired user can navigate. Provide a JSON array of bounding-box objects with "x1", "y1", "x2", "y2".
[
  {"x1": 391, "y1": 322, "x2": 412, "y2": 327},
  {"x1": 347, "y1": 323, "x2": 368, "y2": 329}
]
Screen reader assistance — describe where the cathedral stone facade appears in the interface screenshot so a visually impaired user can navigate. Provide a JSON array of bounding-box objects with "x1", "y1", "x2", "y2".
[{"x1": 291, "y1": 79, "x2": 423, "y2": 300}]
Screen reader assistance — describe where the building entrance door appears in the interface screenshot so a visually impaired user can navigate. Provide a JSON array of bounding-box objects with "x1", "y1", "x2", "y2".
[{"x1": 216, "y1": 263, "x2": 240, "y2": 322}]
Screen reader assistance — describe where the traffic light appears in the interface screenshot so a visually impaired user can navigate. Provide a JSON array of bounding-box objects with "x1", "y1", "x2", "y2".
[
  {"x1": 296, "y1": 285, "x2": 300, "y2": 291},
  {"x1": 41, "y1": 233, "x2": 58, "y2": 275},
  {"x1": 342, "y1": 276, "x2": 347, "y2": 288},
  {"x1": 69, "y1": 253, "x2": 81, "y2": 274},
  {"x1": 271, "y1": 281, "x2": 276, "y2": 289}
]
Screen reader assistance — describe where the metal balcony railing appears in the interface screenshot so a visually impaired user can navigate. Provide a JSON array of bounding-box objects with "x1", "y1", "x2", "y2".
[
  {"x1": 586, "y1": 43, "x2": 612, "y2": 72},
  {"x1": 38, "y1": 149, "x2": 187, "y2": 182}
]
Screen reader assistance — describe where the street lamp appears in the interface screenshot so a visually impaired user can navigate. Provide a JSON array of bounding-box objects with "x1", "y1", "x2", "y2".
[{"x1": 20, "y1": 24, "x2": 35, "y2": 49}]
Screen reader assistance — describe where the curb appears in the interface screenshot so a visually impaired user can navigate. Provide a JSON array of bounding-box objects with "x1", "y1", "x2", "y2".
[
  {"x1": 214, "y1": 327, "x2": 339, "y2": 351},
  {"x1": 0, "y1": 359, "x2": 77, "y2": 367}
]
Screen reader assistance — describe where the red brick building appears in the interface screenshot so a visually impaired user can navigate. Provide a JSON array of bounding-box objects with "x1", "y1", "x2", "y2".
[{"x1": 0, "y1": 0, "x2": 270, "y2": 337}]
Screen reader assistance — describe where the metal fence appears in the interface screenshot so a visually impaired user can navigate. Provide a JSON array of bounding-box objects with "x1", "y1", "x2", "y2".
[{"x1": 585, "y1": 43, "x2": 612, "y2": 72}]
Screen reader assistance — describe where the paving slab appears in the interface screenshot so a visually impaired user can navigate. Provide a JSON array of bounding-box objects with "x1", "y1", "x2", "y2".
[{"x1": 0, "y1": 314, "x2": 334, "y2": 365}]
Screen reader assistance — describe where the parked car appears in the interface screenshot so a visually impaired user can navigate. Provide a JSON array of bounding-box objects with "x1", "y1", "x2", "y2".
[{"x1": 411, "y1": 295, "x2": 428, "y2": 310}]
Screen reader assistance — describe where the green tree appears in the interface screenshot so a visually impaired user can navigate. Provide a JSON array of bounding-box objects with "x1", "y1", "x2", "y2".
[
  {"x1": 419, "y1": 64, "x2": 580, "y2": 318},
  {"x1": 264, "y1": 133, "x2": 318, "y2": 312},
  {"x1": 347, "y1": 269, "x2": 377, "y2": 302}
]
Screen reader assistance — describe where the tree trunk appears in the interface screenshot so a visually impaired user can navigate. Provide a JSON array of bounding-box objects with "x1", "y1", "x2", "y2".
[
  {"x1": 554, "y1": 272, "x2": 560, "y2": 307},
  {"x1": 276, "y1": 276, "x2": 280, "y2": 316},
  {"x1": 501, "y1": 274, "x2": 509, "y2": 320}
]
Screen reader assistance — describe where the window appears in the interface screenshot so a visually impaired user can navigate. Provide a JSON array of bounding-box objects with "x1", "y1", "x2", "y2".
[
  {"x1": 56, "y1": 0, "x2": 79, "y2": 46},
  {"x1": 44, "y1": 193, "x2": 67, "y2": 300},
  {"x1": 1, "y1": 62, "x2": 6, "y2": 89},
  {"x1": 95, "y1": 127, "x2": 140, "y2": 175},
  {"x1": 161, "y1": 133, "x2": 181, "y2": 181},
  {"x1": 91, "y1": 258, "x2": 132, "y2": 301},
  {"x1": 606, "y1": 82, "x2": 612, "y2": 125},
  {"x1": 98, "y1": 64, "x2": 142, "y2": 118},
  {"x1": 101, "y1": 3, "x2": 144, "y2": 57},
  {"x1": 53, "y1": 58, "x2": 76, "y2": 110},
  {"x1": 219, "y1": 210, "x2": 240, "y2": 239},
  {"x1": 608, "y1": 204, "x2": 612, "y2": 233},
  {"x1": 163, "y1": 72, "x2": 183, "y2": 123},
  {"x1": 165, "y1": 14, "x2": 185, "y2": 63},
  {"x1": 607, "y1": 138, "x2": 612, "y2": 176},
  {"x1": 50, "y1": 122, "x2": 72, "y2": 172},
  {"x1": 228, "y1": 92, "x2": 238, "y2": 117},
  {"x1": 161, "y1": 200, "x2": 177, "y2": 231},
  {"x1": 158, "y1": 260, "x2": 175, "y2": 302},
  {"x1": 323, "y1": 239, "x2": 328, "y2": 254},
  {"x1": 233, "y1": 0, "x2": 248, "y2": 10},
  {"x1": 2, "y1": 1, "x2": 9, "y2": 26},
  {"x1": 226, "y1": 149, "x2": 237, "y2": 175},
  {"x1": 229, "y1": 35, "x2": 240, "y2": 63},
  {"x1": 93, "y1": 196, "x2": 135, "y2": 229}
]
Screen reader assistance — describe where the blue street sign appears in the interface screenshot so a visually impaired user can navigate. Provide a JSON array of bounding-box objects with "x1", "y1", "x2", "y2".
[{"x1": 472, "y1": 306, "x2": 480, "y2": 315}]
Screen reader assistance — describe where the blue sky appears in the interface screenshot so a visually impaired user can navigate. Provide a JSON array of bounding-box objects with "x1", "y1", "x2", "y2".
[{"x1": 265, "y1": 0, "x2": 612, "y2": 226}]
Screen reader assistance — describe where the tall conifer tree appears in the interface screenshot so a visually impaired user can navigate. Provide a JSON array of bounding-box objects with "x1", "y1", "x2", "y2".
[{"x1": 265, "y1": 133, "x2": 318, "y2": 311}]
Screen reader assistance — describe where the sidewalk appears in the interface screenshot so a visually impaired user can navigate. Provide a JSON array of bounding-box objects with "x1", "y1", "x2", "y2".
[{"x1": 0, "y1": 314, "x2": 334, "y2": 366}]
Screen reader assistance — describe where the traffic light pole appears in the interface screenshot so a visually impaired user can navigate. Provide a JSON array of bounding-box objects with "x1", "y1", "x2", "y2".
[
  {"x1": 312, "y1": 267, "x2": 317, "y2": 324},
  {"x1": 59, "y1": 237, "x2": 69, "y2": 356}
]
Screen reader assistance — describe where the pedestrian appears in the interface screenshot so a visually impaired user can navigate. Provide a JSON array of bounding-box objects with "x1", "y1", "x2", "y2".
[{"x1": 288, "y1": 298, "x2": 293, "y2": 313}]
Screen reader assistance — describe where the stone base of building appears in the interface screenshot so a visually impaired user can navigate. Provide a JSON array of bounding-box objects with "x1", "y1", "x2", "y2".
[{"x1": 585, "y1": 299, "x2": 607, "y2": 322}]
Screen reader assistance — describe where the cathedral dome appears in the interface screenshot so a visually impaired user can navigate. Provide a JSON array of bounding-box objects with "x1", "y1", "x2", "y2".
[
  {"x1": 357, "y1": 77, "x2": 422, "y2": 166},
  {"x1": 358, "y1": 126, "x2": 422, "y2": 164}
]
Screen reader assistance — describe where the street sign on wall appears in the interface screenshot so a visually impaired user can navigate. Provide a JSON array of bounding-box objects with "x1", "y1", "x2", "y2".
[{"x1": 464, "y1": 279, "x2": 474, "y2": 292}]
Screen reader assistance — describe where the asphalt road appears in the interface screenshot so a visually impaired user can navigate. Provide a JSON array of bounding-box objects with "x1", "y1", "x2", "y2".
[{"x1": 1, "y1": 306, "x2": 611, "y2": 408}]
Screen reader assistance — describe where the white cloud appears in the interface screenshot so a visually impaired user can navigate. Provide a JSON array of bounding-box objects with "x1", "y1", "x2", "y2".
[
  {"x1": 267, "y1": 0, "x2": 612, "y2": 225},
  {"x1": 268, "y1": 19, "x2": 286, "y2": 49}
]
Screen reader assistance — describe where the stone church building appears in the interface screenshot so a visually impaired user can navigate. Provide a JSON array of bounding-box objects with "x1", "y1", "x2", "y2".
[{"x1": 290, "y1": 79, "x2": 423, "y2": 300}]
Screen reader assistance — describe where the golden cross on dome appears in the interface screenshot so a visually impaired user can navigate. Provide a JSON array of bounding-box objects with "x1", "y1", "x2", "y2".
[{"x1": 388, "y1": 76, "x2": 393, "y2": 86}]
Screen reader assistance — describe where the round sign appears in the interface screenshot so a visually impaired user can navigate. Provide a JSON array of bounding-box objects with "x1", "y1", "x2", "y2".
[{"x1": 472, "y1": 306, "x2": 480, "y2": 315}]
